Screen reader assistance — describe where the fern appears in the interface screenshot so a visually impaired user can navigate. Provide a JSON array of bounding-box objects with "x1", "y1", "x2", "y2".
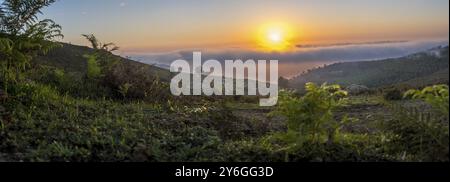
[
  {"x1": 271, "y1": 83, "x2": 348, "y2": 144},
  {"x1": 0, "y1": 0, "x2": 57, "y2": 34},
  {"x1": 0, "y1": 0, "x2": 62, "y2": 91},
  {"x1": 84, "y1": 54, "x2": 101, "y2": 79}
]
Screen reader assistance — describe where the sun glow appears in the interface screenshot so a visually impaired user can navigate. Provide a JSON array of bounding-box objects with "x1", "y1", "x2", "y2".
[
  {"x1": 269, "y1": 31, "x2": 282, "y2": 43},
  {"x1": 256, "y1": 22, "x2": 295, "y2": 52}
]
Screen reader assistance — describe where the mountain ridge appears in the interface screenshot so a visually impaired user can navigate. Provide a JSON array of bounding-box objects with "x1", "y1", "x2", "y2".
[{"x1": 289, "y1": 45, "x2": 449, "y2": 89}]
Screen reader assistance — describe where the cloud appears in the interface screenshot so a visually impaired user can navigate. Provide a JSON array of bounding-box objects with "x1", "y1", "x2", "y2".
[
  {"x1": 296, "y1": 40, "x2": 409, "y2": 49},
  {"x1": 125, "y1": 40, "x2": 449, "y2": 77},
  {"x1": 172, "y1": 40, "x2": 448, "y2": 63},
  {"x1": 119, "y1": 2, "x2": 127, "y2": 7}
]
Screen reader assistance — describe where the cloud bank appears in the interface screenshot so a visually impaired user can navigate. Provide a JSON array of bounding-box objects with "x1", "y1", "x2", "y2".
[{"x1": 126, "y1": 40, "x2": 448, "y2": 77}]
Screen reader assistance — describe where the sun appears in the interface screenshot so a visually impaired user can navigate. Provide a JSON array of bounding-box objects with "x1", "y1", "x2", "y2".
[
  {"x1": 268, "y1": 31, "x2": 282, "y2": 43},
  {"x1": 256, "y1": 22, "x2": 295, "y2": 52}
]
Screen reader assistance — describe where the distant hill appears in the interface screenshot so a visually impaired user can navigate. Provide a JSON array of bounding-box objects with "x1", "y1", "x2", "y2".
[
  {"x1": 33, "y1": 43, "x2": 172, "y2": 82},
  {"x1": 290, "y1": 46, "x2": 449, "y2": 89}
]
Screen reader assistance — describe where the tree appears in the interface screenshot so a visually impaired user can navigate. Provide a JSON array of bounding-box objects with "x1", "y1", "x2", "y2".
[
  {"x1": 82, "y1": 34, "x2": 119, "y2": 52},
  {"x1": 81, "y1": 34, "x2": 120, "y2": 79},
  {"x1": 0, "y1": 0, "x2": 63, "y2": 91}
]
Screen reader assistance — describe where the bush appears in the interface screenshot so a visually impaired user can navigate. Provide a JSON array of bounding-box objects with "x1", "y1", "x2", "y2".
[
  {"x1": 404, "y1": 85, "x2": 449, "y2": 115},
  {"x1": 265, "y1": 83, "x2": 356, "y2": 161},
  {"x1": 103, "y1": 62, "x2": 170, "y2": 102},
  {"x1": 27, "y1": 66, "x2": 65, "y2": 87},
  {"x1": 26, "y1": 65, "x2": 114, "y2": 99},
  {"x1": 271, "y1": 83, "x2": 348, "y2": 142},
  {"x1": 84, "y1": 54, "x2": 102, "y2": 79},
  {"x1": 383, "y1": 88, "x2": 403, "y2": 101}
]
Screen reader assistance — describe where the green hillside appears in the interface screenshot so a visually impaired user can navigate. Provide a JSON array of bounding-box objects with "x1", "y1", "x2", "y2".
[
  {"x1": 290, "y1": 46, "x2": 449, "y2": 89},
  {"x1": 33, "y1": 43, "x2": 172, "y2": 82}
]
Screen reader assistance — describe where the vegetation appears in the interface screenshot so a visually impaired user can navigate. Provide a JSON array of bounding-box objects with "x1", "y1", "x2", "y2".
[
  {"x1": 404, "y1": 85, "x2": 449, "y2": 115},
  {"x1": 0, "y1": 0, "x2": 63, "y2": 92},
  {"x1": 270, "y1": 83, "x2": 348, "y2": 145},
  {"x1": 0, "y1": 0, "x2": 448, "y2": 162},
  {"x1": 290, "y1": 46, "x2": 449, "y2": 89},
  {"x1": 383, "y1": 88, "x2": 403, "y2": 101}
]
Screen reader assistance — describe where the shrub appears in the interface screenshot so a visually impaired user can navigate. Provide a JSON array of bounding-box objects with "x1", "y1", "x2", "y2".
[
  {"x1": 103, "y1": 62, "x2": 169, "y2": 101},
  {"x1": 84, "y1": 54, "x2": 102, "y2": 79},
  {"x1": 26, "y1": 65, "x2": 114, "y2": 99},
  {"x1": 27, "y1": 66, "x2": 65, "y2": 86},
  {"x1": 268, "y1": 82, "x2": 350, "y2": 160},
  {"x1": 272, "y1": 83, "x2": 348, "y2": 140},
  {"x1": 383, "y1": 88, "x2": 403, "y2": 101},
  {"x1": 404, "y1": 84, "x2": 449, "y2": 115}
]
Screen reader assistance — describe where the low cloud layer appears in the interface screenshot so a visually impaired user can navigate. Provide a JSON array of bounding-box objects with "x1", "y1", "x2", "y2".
[{"x1": 126, "y1": 40, "x2": 448, "y2": 77}]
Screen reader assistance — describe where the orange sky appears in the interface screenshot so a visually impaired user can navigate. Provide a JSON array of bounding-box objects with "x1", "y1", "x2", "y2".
[{"x1": 43, "y1": 0, "x2": 449, "y2": 53}]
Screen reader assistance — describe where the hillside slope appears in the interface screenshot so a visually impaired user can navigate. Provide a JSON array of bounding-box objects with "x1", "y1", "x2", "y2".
[
  {"x1": 33, "y1": 43, "x2": 172, "y2": 82},
  {"x1": 290, "y1": 46, "x2": 449, "y2": 89}
]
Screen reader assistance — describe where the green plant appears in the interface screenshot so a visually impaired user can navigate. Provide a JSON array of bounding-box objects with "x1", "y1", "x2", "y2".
[
  {"x1": 104, "y1": 62, "x2": 169, "y2": 101},
  {"x1": 383, "y1": 109, "x2": 449, "y2": 161},
  {"x1": 378, "y1": 84, "x2": 450, "y2": 161},
  {"x1": 82, "y1": 34, "x2": 119, "y2": 74},
  {"x1": 0, "y1": 0, "x2": 62, "y2": 91},
  {"x1": 28, "y1": 66, "x2": 64, "y2": 85},
  {"x1": 404, "y1": 85, "x2": 449, "y2": 115},
  {"x1": 271, "y1": 83, "x2": 348, "y2": 147},
  {"x1": 118, "y1": 83, "x2": 132, "y2": 98},
  {"x1": 80, "y1": 34, "x2": 169, "y2": 101},
  {"x1": 84, "y1": 54, "x2": 101, "y2": 79}
]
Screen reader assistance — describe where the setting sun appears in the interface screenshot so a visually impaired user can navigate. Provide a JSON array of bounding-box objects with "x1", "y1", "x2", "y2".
[
  {"x1": 269, "y1": 31, "x2": 282, "y2": 43},
  {"x1": 256, "y1": 22, "x2": 295, "y2": 52}
]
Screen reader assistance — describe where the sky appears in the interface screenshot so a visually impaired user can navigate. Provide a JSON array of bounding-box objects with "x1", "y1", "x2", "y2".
[
  {"x1": 37, "y1": 0, "x2": 450, "y2": 53},
  {"x1": 5, "y1": 0, "x2": 443, "y2": 78}
]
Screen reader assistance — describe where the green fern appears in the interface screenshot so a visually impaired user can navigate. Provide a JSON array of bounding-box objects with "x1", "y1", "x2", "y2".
[
  {"x1": 0, "y1": 0, "x2": 62, "y2": 91},
  {"x1": 271, "y1": 83, "x2": 348, "y2": 144}
]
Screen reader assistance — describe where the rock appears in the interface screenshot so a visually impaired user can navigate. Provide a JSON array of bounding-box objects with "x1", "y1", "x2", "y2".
[{"x1": 346, "y1": 84, "x2": 370, "y2": 95}]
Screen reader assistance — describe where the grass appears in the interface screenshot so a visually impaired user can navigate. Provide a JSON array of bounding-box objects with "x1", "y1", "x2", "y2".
[
  {"x1": 0, "y1": 51, "x2": 448, "y2": 162},
  {"x1": 1, "y1": 78, "x2": 447, "y2": 162}
]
